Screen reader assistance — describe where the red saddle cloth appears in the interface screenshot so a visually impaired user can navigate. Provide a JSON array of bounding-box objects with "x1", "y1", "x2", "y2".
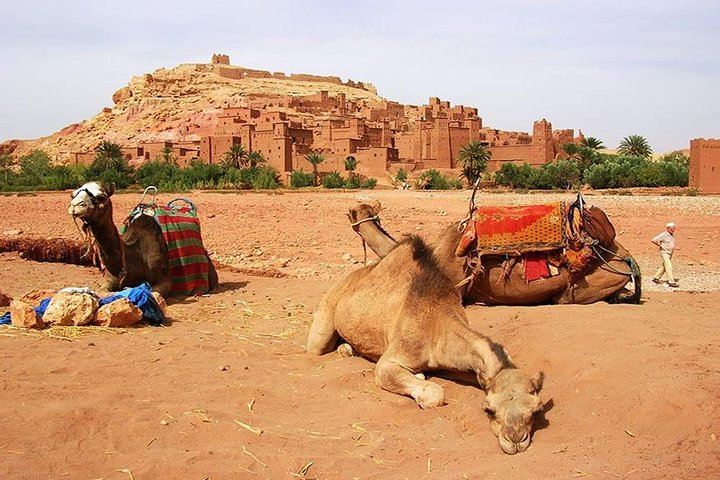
[{"x1": 456, "y1": 203, "x2": 566, "y2": 257}]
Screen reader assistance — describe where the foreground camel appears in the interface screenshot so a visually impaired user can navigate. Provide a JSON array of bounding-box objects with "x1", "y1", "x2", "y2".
[
  {"x1": 68, "y1": 181, "x2": 218, "y2": 297},
  {"x1": 349, "y1": 201, "x2": 640, "y2": 305},
  {"x1": 307, "y1": 236, "x2": 545, "y2": 454}
]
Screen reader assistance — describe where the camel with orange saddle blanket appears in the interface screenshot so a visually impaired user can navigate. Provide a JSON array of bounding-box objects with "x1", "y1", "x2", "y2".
[{"x1": 348, "y1": 194, "x2": 640, "y2": 305}]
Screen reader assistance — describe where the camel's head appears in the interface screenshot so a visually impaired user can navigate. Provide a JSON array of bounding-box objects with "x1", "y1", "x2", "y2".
[
  {"x1": 348, "y1": 201, "x2": 382, "y2": 228},
  {"x1": 483, "y1": 369, "x2": 544, "y2": 455},
  {"x1": 68, "y1": 181, "x2": 114, "y2": 221}
]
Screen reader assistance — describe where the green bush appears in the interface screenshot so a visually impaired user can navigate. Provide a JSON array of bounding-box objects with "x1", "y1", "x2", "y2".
[
  {"x1": 290, "y1": 170, "x2": 314, "y2": 188},
  {"x1": 395, "y1": 168, "x2": 408, "y2": 182},
  {"x1": 135, "y1": 161, "x2": 182, "y2": 189},
  {"x1": 322, "y1": 171, "x2": 345, "y2": 189},
  {"x1": 360, "y1": 178, "x2": 377, "y2": 189},
  {"x1": 344, "y1": 174, "x2": 362, "y2": 189},
  {"x1": 494, "y1": 163, "x2": 534, "y2": 189},
  {"x1": 417, "y1": 170, "x2": 462, "y2": 190},
  {"x1": 251, "y1": 166, "x2": 281, "y2": 189},
  {"x1": 181, "y1": 160, "x2": 224, "y2": 188}
]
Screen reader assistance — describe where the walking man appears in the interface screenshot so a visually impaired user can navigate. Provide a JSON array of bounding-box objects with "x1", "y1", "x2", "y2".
[{"x1": 651, "y1": 222, "x2": 678, "y2": 287}]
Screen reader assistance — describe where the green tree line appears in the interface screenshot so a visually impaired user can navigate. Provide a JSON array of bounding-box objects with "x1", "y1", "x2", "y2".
[{"x1": 0, "y1": 143, "x2": 378, "y2": 192}]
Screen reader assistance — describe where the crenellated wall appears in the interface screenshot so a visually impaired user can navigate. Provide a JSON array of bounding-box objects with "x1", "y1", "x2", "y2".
[{"x1": 210, "y1": 55, "x2": 375, "y2": 93}]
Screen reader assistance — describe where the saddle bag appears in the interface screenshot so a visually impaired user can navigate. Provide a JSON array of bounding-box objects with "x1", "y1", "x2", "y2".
[{"x1": 582, "y1": 206, "x2": 616, "y2": 249}]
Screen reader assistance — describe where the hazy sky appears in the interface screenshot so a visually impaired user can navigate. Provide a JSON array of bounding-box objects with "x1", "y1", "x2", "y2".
[{"x1": 1, "y1": 0, "x2": 718, "y2": 153}]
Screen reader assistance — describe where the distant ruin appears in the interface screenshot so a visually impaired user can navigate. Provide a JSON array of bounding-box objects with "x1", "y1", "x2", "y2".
[{"x1": 689, "y1": 139, "x2": 720, "y2": 193}]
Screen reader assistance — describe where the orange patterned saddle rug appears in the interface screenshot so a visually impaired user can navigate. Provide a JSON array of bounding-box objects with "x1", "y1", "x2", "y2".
[{"x1": 456, "y1": 203, "x2": 566, "y2": 257}]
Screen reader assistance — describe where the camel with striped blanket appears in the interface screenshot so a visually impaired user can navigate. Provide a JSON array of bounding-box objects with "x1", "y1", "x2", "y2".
[{"x1": 68, "y1": 181, "x2": 218, "y2": 297}]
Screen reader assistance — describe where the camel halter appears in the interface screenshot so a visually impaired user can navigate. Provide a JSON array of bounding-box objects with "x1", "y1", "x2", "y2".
[
  {"x1": 349, "y1": 215, "x2": 380, "y2": 228},
  {"x1": 350, "y1": 214, "x2": 381, "y2": 265}
]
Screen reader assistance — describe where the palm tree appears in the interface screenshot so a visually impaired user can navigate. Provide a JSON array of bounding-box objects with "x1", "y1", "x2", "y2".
[
  {"x1": 581, "y1": 137, "x2": 605, "y2": 150},
  {"x1": 161, "y1": 145, "x2": 176, "y2": 165},
  {"x1": 247, "y1": 151, "x2": 266, "y2": 169},
  {"x1": 562, "y1": 143, "x2": 581, "y2": 160},
  {"x1": 94, "y1": 141, "x2": 125, "y2": 170},
  {"x1": 565, "y1": 139, "x2": 602, "y2": 174},
  {"x1": 344, "y1": 155, "x2": 358, "y2": 182},
  {"x1": 457, "y1": 141, "x2": 491, "y2": 183},
  {"x1": 222, "y1": 144, "x2": 248, "y2": 169},
  {"x1": 305, "y1": 152, "x2": 325, "y2": 186},
  {"x1": 618, "y1": 135, "x2": 653, "y2": 159}
]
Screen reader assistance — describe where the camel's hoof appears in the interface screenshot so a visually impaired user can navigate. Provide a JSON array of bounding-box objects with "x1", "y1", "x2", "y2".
[
  {"x1": 337, "y1": 343, "x2": 356, "y2": 358},
  {"x1": 415, "y1": 382, "x2": 445, "y2": 409}
]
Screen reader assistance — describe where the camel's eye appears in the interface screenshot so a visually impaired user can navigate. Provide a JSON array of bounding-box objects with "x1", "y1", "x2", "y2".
[{"x1": 483, "y1": 405, "x2": 496, "y2": 416}]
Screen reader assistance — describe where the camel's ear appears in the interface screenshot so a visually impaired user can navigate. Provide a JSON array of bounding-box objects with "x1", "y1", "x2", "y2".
[
  {"x1": 531, "y1": 371, "x2": 545, "y2": 393},
  {"x1": 372, "y1": 200, "x2": 382, "y2": 214},
  {"x1": 103, "y1": 182, "x2": 115, "y2": 198}
]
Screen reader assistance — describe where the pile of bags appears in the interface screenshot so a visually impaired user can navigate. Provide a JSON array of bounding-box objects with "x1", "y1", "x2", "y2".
[{"x1": 0, "y1": 283, "x2": 166, "y2": 329}]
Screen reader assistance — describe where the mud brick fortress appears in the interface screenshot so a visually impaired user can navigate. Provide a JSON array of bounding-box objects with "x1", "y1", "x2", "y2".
[
  {"x1": 59, "y1": 54, "x2": 719, "y2": 190},
  {"x1": 689, "y1": 139, "x2": 720, "y2": 193}
]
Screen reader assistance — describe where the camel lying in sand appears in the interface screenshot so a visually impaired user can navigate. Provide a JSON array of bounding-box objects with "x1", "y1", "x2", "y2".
[
  {"x1": 68, "y1": 181, "x2": 218, "y2": 297},
  {"x1": 348, "y1": 201, "x2": 640, "y2": 305},
  {"x1": 307, "y1": 236, "x2": 544, "y2": 454}
]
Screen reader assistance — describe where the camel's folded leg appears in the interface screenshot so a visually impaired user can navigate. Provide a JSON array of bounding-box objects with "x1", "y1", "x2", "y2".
[
  {"x1": 152, "y1": 277, "x2": 172, "y2": 299},
  {"x1": 306, "y1": 308, "x2": 339, "y2": 355},
  {"x1": 375, "y1": 354, "x2": 444, "y2": 409}
]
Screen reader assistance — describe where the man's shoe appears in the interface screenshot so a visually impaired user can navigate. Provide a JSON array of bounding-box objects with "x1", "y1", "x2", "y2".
[
  {"x1": 668, "y1": 282, "x2": 679, "y2": 288},
  {"x1": 652, "y1": 278, "x2": 661, "y2": 284}
]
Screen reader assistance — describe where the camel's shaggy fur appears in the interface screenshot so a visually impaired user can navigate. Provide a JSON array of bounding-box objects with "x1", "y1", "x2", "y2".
[{"x1": 307, "y1": 236, "x2": 544, "y2": 454}]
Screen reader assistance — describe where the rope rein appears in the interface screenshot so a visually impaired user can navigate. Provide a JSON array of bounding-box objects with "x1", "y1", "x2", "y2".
[
  {"x1": 590, "y1": 243, "x2": 634, "y2": 276},
  {"x1": 349, "y1": 215, "x2": 380, "y2": 228}
]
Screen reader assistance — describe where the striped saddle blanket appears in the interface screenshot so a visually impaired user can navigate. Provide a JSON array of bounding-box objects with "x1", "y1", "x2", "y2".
[{"x1": 124, "y1": 198, "x2": 211, "y2": 296}]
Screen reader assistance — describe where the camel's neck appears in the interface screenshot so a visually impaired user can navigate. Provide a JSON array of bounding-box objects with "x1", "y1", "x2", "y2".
[
  {"x1": 431, "y1": 224, "x2": 467, "y2": 284},
  {"x1": 86, "y1": 203, "x2": 125, "y2": 276},
  {"x1": 354, "y1": 220, "x2": 397, "y2": 259},
  {"x1": 438, "y1": 320, "x2": 512, "y2": 380}
]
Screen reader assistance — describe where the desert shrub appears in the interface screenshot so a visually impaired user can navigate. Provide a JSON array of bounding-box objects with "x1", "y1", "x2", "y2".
[
  {"x1": 584, "y1": 163, "x2": 614, "y2": 189},
  {"x1": 344, "y1": 174, "x2": 362, "y2": 189},
  {"x1": 417, "y1": 169, "x2": 462, "y2": 190},
  {"x1": 360, "y1": 178, "x2": 377, "y2": 189},
  {"x1": 322, "y1": 171, "x2": 345, "y2": 189},
  {"x1": 546, "y1": 159, "x2": 582, "y2": 189},
  {"x1": 135, "y1": 161, "x2": 182, "y2": 189},
  {"x1": 494, "y1": 163, "x2": 534, "y2": 189},
  {"x1": 395, "y1": 168, "x2": 408, "y2": 182},
  {"x1": 251, "y1": 166, "x2": 280, "y2": 189},
  {"x1": 179, "y1": 160, "x2": 224, "y2": 189},
  {"x1": 290, "y1": 170, "x2": 314, "y2": 188}
]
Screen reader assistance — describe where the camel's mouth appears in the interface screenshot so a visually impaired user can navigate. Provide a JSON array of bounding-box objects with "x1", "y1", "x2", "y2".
[
  {"x1": 68, "y1": 204, "x2": 90, "y2": 218},
  {"x1": 499, "y1": 431, "x2": 531, "y2": 455}
]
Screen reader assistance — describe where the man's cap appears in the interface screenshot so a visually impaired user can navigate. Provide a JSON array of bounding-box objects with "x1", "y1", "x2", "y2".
[{"x1": 666, "y1": 222, "x2": 676, "y2": 228}]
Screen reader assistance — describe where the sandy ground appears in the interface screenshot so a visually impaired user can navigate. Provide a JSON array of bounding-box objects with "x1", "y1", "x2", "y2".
[{"x1": 1, "y1": 189, "x2": 719, "y2": 480}]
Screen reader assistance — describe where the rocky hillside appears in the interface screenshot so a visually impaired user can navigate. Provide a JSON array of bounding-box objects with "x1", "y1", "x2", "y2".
[{"x1": 3, "y1": 62, "x2": 385, "y2": 164}]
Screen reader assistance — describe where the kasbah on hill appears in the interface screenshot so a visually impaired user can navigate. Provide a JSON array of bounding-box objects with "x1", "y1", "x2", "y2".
[{"x1": 1, "y1": 53, "x2": 718, "y2": 193}]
